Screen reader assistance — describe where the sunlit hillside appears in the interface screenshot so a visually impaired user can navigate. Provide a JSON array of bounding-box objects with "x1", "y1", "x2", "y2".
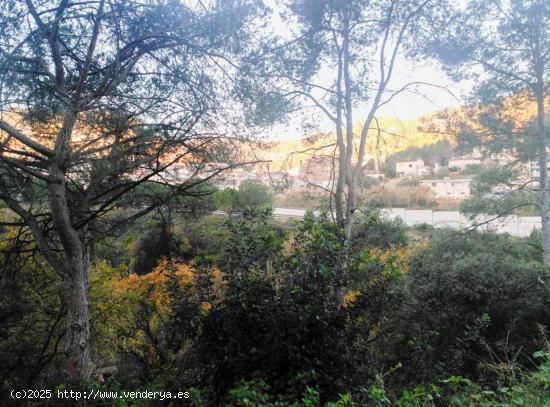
[
  {"x1": 253, "y1": 113, "x2": 451, "y2": 173},
  {"x1": 255, "y1": 91, "x2": 550, "y2": 173}
]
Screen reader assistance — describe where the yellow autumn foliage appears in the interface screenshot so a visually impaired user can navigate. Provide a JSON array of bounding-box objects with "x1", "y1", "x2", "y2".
[
  {"x1": 88, "y1": 257, "x2": 226, "y2": 364},
  {"x1": 114, "y1": 259, "x2": 198, "y2": 315},
  {"x1": 368, "y1": 247, "x2": 410, "y2": 276},
  {"x1": 343, "y1": 247, "x2": 410, "y2": 308},
  {"x1": 343, "y1": 290, "x2": 361, "y2": 308}
]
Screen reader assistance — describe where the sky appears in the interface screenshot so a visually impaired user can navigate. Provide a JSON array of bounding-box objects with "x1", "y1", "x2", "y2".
[
  {"x1": 265, "y1": 57, "x2": 473, "y2": 142},
  {"x1": 262, "y1": 0, "x2": 474, "y2": 142},
  {"x1": 375, "y1": 58, "x2": 471, "y2": 119}
]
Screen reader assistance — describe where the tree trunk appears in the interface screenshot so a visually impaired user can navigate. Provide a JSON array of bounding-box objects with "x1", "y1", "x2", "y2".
[
  {"x1": 536, "y1": 85, "x2": 550, "y2": 267},
  {"x1": 334, "y1": 19, "x2": 354, "y2": 309},
  {"x1": 49, "y1": 173, "x2": 91, "y2": 382},
  {"x1": 334, "y1": 33, "x2": 346, "y2": 229},
  {"x1": 48, "y1": 110, "x2": 91, "y2": 381},
  {"x1": 342, "y1": 17, "x2": 355, "y2": 258},
  {"x1": 64, "y1": 252, "x2": 91, "y2": 382}
]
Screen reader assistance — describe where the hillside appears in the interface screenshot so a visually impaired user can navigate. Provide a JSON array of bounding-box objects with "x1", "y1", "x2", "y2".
[
  {"x1": 254, "y1": 91, "x2": 550, "y2": 173},
  {"x1": 252, "y1": 114, "x2": 450, "y2": 173}
]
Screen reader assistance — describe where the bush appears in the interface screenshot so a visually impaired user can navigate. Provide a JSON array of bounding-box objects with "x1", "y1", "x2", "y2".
[
  {"x1": 385, "y1": 230, "x2": 550, "y2": 389},
  {"x1": 233, "y1": 180, "x2": 273, "y2": 211},
  {"x1": 226, "y1": 380, "x2": 359, "y2": 406},
  {"x1": 351, "y1": 212, "x2": 408, "y2": 252},
  {"x1": 196, "y1": 212, "x2": 349, "y2": 404},
  {"x1": 131, "y1": 219, "x2": 188, "y2": 275},
  {"x1": 213, "y1": 188, "x2": 237, "y2": 211},
  {"x1": 360, "y1": 175, "x2": 380, "y2": 190}
]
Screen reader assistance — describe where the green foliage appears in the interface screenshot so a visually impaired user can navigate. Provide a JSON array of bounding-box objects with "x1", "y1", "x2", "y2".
[
  {"x1": 214, "y1": 188, "x2": 238, "y2": 211},
  {"x1": 132, "y1": 182, "x2": 171, "y2": 199},
  {"x1": 130, "y1": 218, "x2": 188, "y2": 275},
  {"x1": 357, "y1": 352, "x2": 549, "y2": 407},
  {"x1": 289, "y1": 211, "x2": 344, "y2": 277},
  {"x1": 214, "y1": 182, "x2": 275, "y2": 214},
  {"x1": 382, "y1": 160, "x2": 397, "y2": 178},
  {"x1": 234, "y1": 180, "x2": 273, "y2": 212},
  {"x1": 197, "y1": 212, "x2": 350, "y2": 404},
  {"x1": 227, "y1": 380, "x2": 359, "y2": 407},
  {"x1": 227, "y1": 380, "x2": 278, "y2": 406},
  {"x1": 89, "y1": 261, "x2": 129, "y2": 363},
  {"x1": 359, "y1": 175, "x2": 380, "y2": 190},
  {"x1": 194, "y1": 211, "x2": 407, "y2": 404},
  {"x1": 351, "y1": 213, "x2": 408, "y2": 252},
  {"x1": 385, "y1": 230, "x2": 550, "y2": 387},
  {"x1": 220, "y1": 208, "x2": 286, "y2": 276},
  {"x1": 460, "y1": 167, "x2": 537, "y2": 216},
  {"x1": 0, "y1": 223, "x2": 65, "y2": 392},
  {"x1": 225, "y1": 352, "x2": 550, "y2": 407},
  {"x1": 176, "y1": 215, "x2": 232, "y2": 261},
  {"x1": 3, "y1": 193, "x2": 550, "y2": 406},
  {"x1": 174, "y1": 179, "x2": 218, "y2": 216}
]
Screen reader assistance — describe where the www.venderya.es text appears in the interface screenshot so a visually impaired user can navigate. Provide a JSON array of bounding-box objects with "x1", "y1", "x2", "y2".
[{"x1": 10, "y1": 389, "x2": 190, "y2": 401}]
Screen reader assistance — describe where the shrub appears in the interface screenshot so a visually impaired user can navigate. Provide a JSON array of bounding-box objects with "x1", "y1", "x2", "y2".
[
  {"x1": 385, "y1": 230, "x2": 550, "y2": 389},
  {"x1": 233, "y1": 180, "x2": 273, "y2": 211}
]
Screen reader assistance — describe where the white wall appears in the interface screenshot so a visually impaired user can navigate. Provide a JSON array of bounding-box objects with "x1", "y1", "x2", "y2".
[{"x1": 270, "y1": 207, "x2": 541, "y2": 237}]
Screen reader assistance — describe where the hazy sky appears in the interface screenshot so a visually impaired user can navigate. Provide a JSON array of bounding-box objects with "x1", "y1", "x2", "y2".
[
  {"x1": 262, "y1": 0, "x2": 473, "y2": 141},
  {"x1": 375, "y1": 58, "x2": 471, "y2": 119},
  {"x1": 266, "y1": 56, "x2": 472, "y2": 141}
]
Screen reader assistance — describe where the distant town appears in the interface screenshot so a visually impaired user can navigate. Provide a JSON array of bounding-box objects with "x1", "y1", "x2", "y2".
[{"x1": 159, "y1": 145, "x2": 543, "y2": 209}]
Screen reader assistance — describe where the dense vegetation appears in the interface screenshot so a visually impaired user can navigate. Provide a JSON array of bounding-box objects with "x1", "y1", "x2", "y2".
[
  {"x1": 0, "y1": 0, "x2": 549, "y2": 406},
  {"x1": 1, "y1": 203, "x2": 549, "y2": 406}
]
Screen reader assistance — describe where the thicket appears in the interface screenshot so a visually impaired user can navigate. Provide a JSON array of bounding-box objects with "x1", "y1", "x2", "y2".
[{"x1": 1, "y1": 209, "x2": 549, "y2": 406}]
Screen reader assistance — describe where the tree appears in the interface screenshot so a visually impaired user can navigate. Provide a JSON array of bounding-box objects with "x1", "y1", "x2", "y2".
[
  {"x1": 460, "y1": 166, "x2": 538, "y2": 217},
  {"x1": 131, "y1": 218, "x2": 184, "y2": 275},
  {"x1": 199, "y1": 212, "x2": 348, "y2": 404},
  {"x1": 426, "y1": 0, "x2": 550, "y2": 265},
  {"x1": 0, "y1": 0, "x2": 268, "y2": 381},
  {"x1": 234, "y1": 179, "x2": 273, "y2": 211},
  {"x1": 213, "y1": 187, "x2": 237, "y2": 212},
  {"x1": 270, "y1": 0, "x2": 448, "y2": 289}
]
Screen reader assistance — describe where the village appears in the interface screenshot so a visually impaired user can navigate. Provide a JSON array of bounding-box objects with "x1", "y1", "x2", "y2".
[{"x1": 160, "y1": 145, "x2": 544, "y2": 208}]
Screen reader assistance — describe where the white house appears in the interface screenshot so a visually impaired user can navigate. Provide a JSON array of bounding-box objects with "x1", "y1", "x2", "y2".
[
  {"x1": 419, "y1": 177, "x2": 472, "y2": 199},
  {"x1": 448, "y1": 155, "x2": 481, "y2": 170},
  {"x1": 395, "y1": 158, "x2": 427, "y2": 177}
]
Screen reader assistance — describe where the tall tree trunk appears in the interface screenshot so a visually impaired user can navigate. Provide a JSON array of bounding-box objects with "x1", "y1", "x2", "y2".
[
  {"x1": 48, "y1": 110, "x2": 91, "y2": 381},
  {"x1": 64, "y1": 249, "x2": 91, "y2": 382},
  {"x1": 342, "y1": 17, "x2": 355, "y2": 255},
  {"x1": 536, "y1": 84, "x2": 550, "y2": 267},
  {"x1": 332, "y1": 18, "x2": 354, "y2": 309},
  {"x1": 334, "y1": 33, "x2": 346, "y2": 230},
  {"x1": 49, "y1": 173, "x2": 91, "y2": 382}
]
